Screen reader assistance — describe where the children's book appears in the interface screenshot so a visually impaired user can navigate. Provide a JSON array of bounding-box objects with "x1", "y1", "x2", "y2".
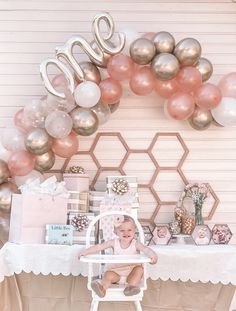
[{"x1": 45, "y1": 224, "x2": 73, "y2": 245}]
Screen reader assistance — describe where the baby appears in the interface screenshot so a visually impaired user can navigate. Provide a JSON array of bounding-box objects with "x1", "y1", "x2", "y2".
[{"x1": 78, "y1": 215, "x2": 158, "y2": 297}]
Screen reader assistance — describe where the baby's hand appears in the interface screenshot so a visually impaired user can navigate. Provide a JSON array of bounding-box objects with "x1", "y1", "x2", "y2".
[
  {"x1": 149, "y1": 254, "x2": 158, "y2": 265},
  {"x1": 78, "y1": 249, "x2": 87, "y2": 260}
]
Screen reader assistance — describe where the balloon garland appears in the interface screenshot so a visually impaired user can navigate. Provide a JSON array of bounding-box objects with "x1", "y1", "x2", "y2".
[{"x1": 1, "y1": 11, "x2": 236, "y2": 217}]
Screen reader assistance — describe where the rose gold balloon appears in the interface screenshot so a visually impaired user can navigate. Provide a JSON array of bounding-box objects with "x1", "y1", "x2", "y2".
[
  {"x1": 0, "y1": 181, "x2": 19, "y2": 212},
  {"x1": 107, "y1": 53, "x2": 134, "y2": 81},
  {"x1": 142, "y1": 32, "x2": 157, "y2": 40},
  {"x1": 154, "y1": 78, "x2": 179, "y2": 99},
  {"x1": 195, "y1": 58, "x2": 213, "y2": 82},
  {"x1": 153, "y1": 31, "x2": 175, "y2": 54},
  {"x1": 34, "y1": 150, "x2": 55, "y2": 172},
  {"x1": 188, "y1": 107, "x2": 213, "y2": 131},
  {"x1": 196, "y1": 83, "x2": 222, "y2": 110},
  {"x1": 76, "y1": 61, "x2": 101, "y2": 85},
  {"x1": 52, "y1": 73, "x2": 68, "y2": 91},
  {"x1": 8, "y1": 150, "x2": 35, "y2": 176},
  {"x1": 176, "y1": 66, "x2": 202, "y2": 93},
  {"x1": 167, "y1": 92, "x2": 195, "y2": 120},
  {"x1": 130, "y1": 38, "x2": 156, "y2": 65},
  {"x1": 0, "y1": 160, "x2": 10, "y2": 184},
  {"x1": 218, "y1": 72, "x2": 236, "y2": 98},
  {"x1": 99, "y1": 78, "x2": 122, "y2": 104},
  {"x1": 129, "y1": 66, "x2": 155, "y2": 95},
  {"x1": 52, "y1": 131, "x2": 78, "y2": 158},
  {"x1": 14, "y1": 109, "x2": 32, "y2": 133}
]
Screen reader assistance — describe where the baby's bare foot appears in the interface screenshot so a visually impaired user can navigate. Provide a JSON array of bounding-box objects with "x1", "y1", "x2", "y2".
[
  {"x1": 123, "y1": 285, "x2": 140, "y2": 296},
  {"x1": 91, "y1": 280, "x2": 106, "y2": 298}
]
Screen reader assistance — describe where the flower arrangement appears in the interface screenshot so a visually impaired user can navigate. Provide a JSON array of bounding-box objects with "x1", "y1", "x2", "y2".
[{"x1": 184, "y1": 183, "x2": 210, "y2": 225}]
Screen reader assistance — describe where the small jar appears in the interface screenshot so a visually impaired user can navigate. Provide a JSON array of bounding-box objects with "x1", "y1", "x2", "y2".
[
  {"x1": 169, "y1": 220, "x2": 181, "y2": 235},
  {"x1": 182, "y1": 214, "x2": 195, "y2": 235},
  {"x1": 174, "y1": 207, "x2": 186, "y2": 225}
]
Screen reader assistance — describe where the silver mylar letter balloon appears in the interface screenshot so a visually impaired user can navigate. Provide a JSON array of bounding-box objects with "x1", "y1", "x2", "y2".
[
  {"x1": 35, "y1": 150, "x2": 55, "y2": 172},
  {"x1": 174, "y1": 38, "x2": 201, "y2": 66},
  {"x1": 151, "y1": 53, "x2": 180, "y2": 80},
  {"x1": 25, "y1": 128, "x2": 53, "y2": 155},
  {"x1": 195, "y1": 57, "x2": 213, "y2": 82},
  {"x1": 188, "y1": 107, "x2": 212, "y2": 131},
  {"x1": 0, "y1": 182, "x2": 19, "y2": 212},
  {"x1": 40, "y1": 58, "x2": 75, "y2": 100},
  {"x1": 70, "y1": 107, "x2": 99, "y2": 136},
  {"x1": 0, "y1": 160, "x2": 10, "y2": 184},
  {"x1": 130, "y1": 38, "x2": 156, "y2": 65},
  {"x1": 153, "y1": 31, "x2": 175, "y2": 54},
  {"x1": 92, "y1": 12, "x2": 125, "y2": 55}
]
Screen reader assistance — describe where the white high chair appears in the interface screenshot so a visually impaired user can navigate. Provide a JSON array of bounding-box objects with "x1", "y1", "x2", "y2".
[{"x1": 80, "y1": 210, "x2": 151, "y2": 311}]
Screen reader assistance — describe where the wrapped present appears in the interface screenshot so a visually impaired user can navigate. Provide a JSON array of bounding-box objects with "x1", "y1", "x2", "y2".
[
  {"x1": 106, "y1": 176, "x2": 139, "y2": 209},
  {"x1": 9, "y1": 177, "x2": 69, "y2": 244},
  {"x1": 63, "y1": 173, "x2": 89, "y2": 192},
  {"x1": 68, "y1": 191, "x2": 89, "y2": 212},
  {"x1": 67, "y1": 211, "x2": 97, "y2": 245},
  {"x1": 89, "y1": 191, "x2": 106, "y2": 214}
]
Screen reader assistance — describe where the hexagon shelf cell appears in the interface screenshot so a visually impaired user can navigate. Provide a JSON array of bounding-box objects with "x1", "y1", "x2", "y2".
[
  {"x1": 91, "y1": 168, "x2": 124, "y2": 191},
  {"x1": 149, "y1": 133, "x2": 189, "y2": 169},
  {"x1": 90, "y1": 133, "x2": 129, "y2": 168},
  {"x1": 63, "y1": 153, "x2": 99, "y2": 185},
  {"x1": 137, "y1": 187, "x2": 160, "y2": 223},
  {"x1": 153, "y1": 203, "x2": 177, "y2": 225},
  {"x1": 122, "y1": 152, "x2": 158, "y2": 186},
  {"x1": 153, "y1": 170, "x2": 187, "y2": 204}
]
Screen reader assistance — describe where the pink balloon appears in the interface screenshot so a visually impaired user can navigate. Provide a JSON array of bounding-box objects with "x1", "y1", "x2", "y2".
[
  {"x1": 129, "y1": 66, "x2": 155, "y2": 95},
  {"x1": 167, "y1": 92, "x2": 195, "y2": 120},
  {"x1": 14, "y1": 109, "x2": 32, "y2": 133},
  {"x1": 218, "y1": 72, "x2": 236, "y2": 98},
  {"x1": 52, "y1": 74, "x2": 68, "y2": 91},
  {"x1": 142, "y1": 32, "x2": 157, "y2": 40},
  {"x1": 154, "y1": 78, "x2": 179, "y2": 99},
  {"x1": 52, "y1": 131, "x2": 78, "y2": 158},
  {"x1": 196, "y1": 83, "x2": 222, "y2": 110},
  {"x1": 99, "y1": 78, "x2": 122, "y2": 104},
  {"x1": 8, "y1": 150, "x2": 35, "y2": 176},
  {"x1": 107, "y1": 53, "x2": 134, "y2": 81},
  {"x1": 176, "y1": 66, "x2": 202, "y2": 93}
]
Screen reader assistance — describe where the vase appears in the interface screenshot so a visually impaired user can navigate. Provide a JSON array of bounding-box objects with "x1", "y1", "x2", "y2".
[{"x1": 194, "y1": 203, "x2": 204, "y2": 225}]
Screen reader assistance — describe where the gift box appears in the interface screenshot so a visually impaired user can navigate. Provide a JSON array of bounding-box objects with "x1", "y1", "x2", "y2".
[
  {"x1": 68, "y1": 191, "x2": 89, "y2": 212},
  {"x1": 9, "y1": 193, "x2": 68, "y2": 244},
  {"x1": 63, "y1": 173, "x2": 89, "y2": 192},
  {"x1": 89, "y1": 191, "x2": 106, "y2": 214},
  {"x1": 67, "y1": 211, "x2": 97, "y2": 245}
]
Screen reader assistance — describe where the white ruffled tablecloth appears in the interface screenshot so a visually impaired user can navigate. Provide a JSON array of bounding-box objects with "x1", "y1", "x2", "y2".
[{"x1": 1, "y1": 242, "x2": 236, "y2": 285}]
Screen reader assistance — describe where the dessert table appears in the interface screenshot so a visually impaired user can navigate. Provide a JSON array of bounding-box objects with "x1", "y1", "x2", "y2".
[{"x1": 0, "y1": 242, "x2": 236, "y2": 311}]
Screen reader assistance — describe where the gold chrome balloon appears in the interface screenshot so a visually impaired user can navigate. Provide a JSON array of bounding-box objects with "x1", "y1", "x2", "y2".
[
  {"x1": 188, "y1": 107, "x2": 212, "y2": 131},
  {"x1": 70, "y1": 107, "x2": 99, "y2": 136},
  {"x1": 0, "y1": 160, "x2": 10, "y2": 185},
  {"x1": 153, "y1": 31, "x2": 175, "y2": 53},
  {"x1": 174, "y1": 38, "x2": 201, "y2": 66},
  {"x1": 108, "y1": 101, "x2": 120, "y2": 113},
  {"x1": 130, "y1": 38, "x2": 156, "y2": 65},
  {"x1": 40, "y1": 58, "x2": 75, "y2": 100},
  {"x1": 0, "y1": 182, "x2": 19, "y2": 212},
  {"x1": 77, "y1": 61, "x2": 101, "y2": 85},
  {"x1": 92, "y1": 12, "x2": 125, "y2": 55},
  {"x1": 195, "y1": 57, "x2": 213, "y2": 82},
  {"x1": 35, "y1": 150, "x2": 55, "y2": 172},
  {"x1": 25, "y1": 128, "x2": 53, "y2": 155},
  {"x1": 151, "y1": 53, "x2": 180, "y2": 80},
  {"x1": 90, "y1": 40, "x2": 115, "y2": 68}
]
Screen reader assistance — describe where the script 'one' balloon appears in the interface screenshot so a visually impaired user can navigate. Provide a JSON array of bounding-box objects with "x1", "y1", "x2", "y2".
[
  {"x1": 167, "y1": 92, "x2": 195, "y2": 120},
  {"x1": 52, "y1": 131, "x2": 79, "y2": 158},
  {"x1": 74, "y1": 81, "x2": 101, "y2": 108}
]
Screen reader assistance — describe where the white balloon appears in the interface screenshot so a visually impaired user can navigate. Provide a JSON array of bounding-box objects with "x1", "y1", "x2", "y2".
[
  {"x1": 74, "y1": 81, "x2": 101, "y2": 108},
  {"x1": 45, "y1": 110, "x2": 73, "y2": 139},
  {"x1": 24, "y1": 98, "x2": 47, "y2": 128},
  {"x1": 211, "y1": 97, "x2": 236, "y2": 127},
  {"x1": 1, "y1": 128, "x2": 25, "y2": 151},
  {"x1": 14, "y1": 170, "x2": 45, "y2": 187},
  {"x1": 0, "y1": 141, "x2": 12, "y2": 162},
  {"x1": 117, "y1": 29, "x2": 139, "y2": 55}
]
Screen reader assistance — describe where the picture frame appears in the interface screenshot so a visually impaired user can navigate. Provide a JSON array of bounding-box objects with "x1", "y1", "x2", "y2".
[
  {"x1": 191, "y1": 225, "x2": 212, "y2": 246},
  {"x1": 152, "y1": 225, "x2": 172, "y2": 245},
  {"x1": 135, "y1": 224, "x2": 154, "y2": 246},
  {"x1": 212, "y1": 224, "x2": 233, "y2": 244}
]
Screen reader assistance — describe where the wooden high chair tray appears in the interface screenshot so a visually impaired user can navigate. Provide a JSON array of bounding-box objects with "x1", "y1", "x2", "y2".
[{"x1": 80, "y1": 254, "x2": 151, "y2": 263}]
